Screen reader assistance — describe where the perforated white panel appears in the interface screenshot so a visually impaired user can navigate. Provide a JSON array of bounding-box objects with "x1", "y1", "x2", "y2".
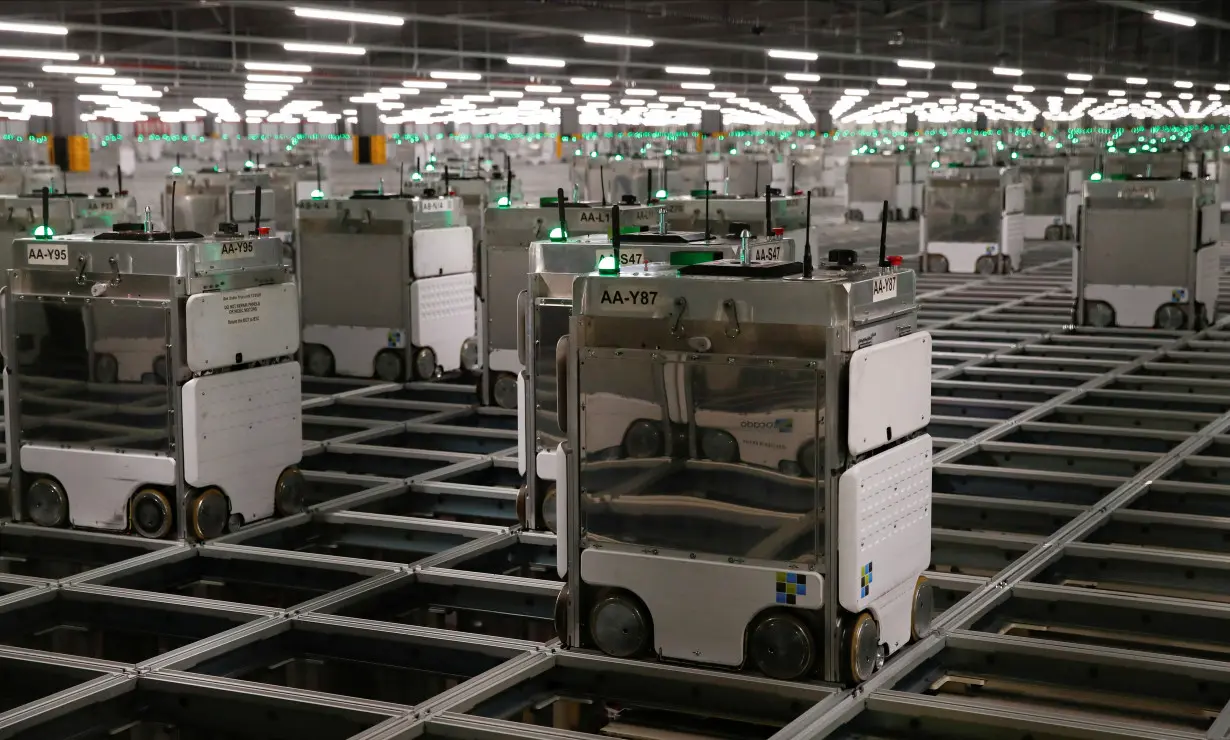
[
  {"x1": 848, "y1": 332, "x2": 931, "y2": 456},
  {"x1": 838, "y1": 434, "x2": 932, "y2": 614},
  {"x1": 409, "y1": 272, "x2": 476, "y2": 373},
  {"x1": 181, "y1": 362, "x2": 302, "y2": 523},
  {"x1": 412, "y1": 226, "x2": 474, "y2": 278},
  {"x1": 1002, "y1": 211, "x2": 1025, "y2": 267}
]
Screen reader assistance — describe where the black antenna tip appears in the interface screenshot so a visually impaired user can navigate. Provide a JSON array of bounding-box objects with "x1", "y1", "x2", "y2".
[
  {"x1": 803, "y1": 191, "x2": 813, "y2": 279},
  {"x1": 878, "y1": 199, "x2": 890, "y2": 267}
]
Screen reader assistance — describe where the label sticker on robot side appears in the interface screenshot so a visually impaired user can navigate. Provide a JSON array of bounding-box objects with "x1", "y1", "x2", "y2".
[
  {"x1": 26, "y1": 244, "x2": 68, "y2": 266},
  {"x1": 219, "y1": 240, "x2": 255, "y2": 260},
  {"x1": 598, "y1": 287, "x2": 660, "y2": 313},
  {"x1": 871, "y1": 274, "x2": 898, "y2": 302},
  {"x1": 418, "y1": 199, "x2": 452, "y2": 213},
  {"x1": 594, "y1": 248, "x2": 645, "y2": 266},
  {"x1": 752, "y1": 244, "x2": 782, "y2": 261}
]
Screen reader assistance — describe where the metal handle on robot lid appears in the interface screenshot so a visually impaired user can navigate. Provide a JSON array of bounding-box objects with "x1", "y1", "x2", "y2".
[
  {"x1": 74, "y1": 254, "x2": 88, "y2": 286},
  {"x1": 555, "y1": 334, "x2": 570, "y2": 435},
  {"x1": 515, "y1": 289, "x2": 529, "y2": 368},
  {"x1": 722, "y1": 299, "x2": 741, "y2": 338}
]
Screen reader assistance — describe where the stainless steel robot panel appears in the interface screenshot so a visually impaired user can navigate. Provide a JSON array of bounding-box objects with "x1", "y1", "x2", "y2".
[
  {"x1": 924, "y1": 177, "x2": 1004, "y2": 243},
  {"x1": 1021, "y1": 165, "x2": 1067, "y2": 216},
  {"x1": 847, "y1": 157, "x2": 900, "y2": 203}
]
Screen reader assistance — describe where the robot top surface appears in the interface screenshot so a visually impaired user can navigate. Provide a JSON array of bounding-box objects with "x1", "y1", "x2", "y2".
[
  {"x1": 574, "y1": 257, "x2": 916, "y2": 342},
  {"x1": 485, "y1": 200, "x2": 667, "y2": 235},
  {"x1": 11, "y1": 227, "x2": 287, "y2": 282},
  {"x1": 1083, "y1": 177, "x2": 1216, "y2": 208},
  {"x1": 296, "y1": 192, "x2": 464, "y2": 230},
  {"x1": 927, "y1": 164, "x2": 1021, "y2": 185}
]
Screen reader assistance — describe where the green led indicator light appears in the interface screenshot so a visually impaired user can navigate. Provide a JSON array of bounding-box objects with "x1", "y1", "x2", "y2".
[
  {"x1": 424, "y1": 163, "x2": 436, "y2": 172},
  {"x1": 244, "y1": 160, "x2": 255, "y2": 168},
  {"x1": 664, "y1": 149, "x2": 673, "y2": 155},
  {"x1": 654, "y1": 189, "x2": 667, "y2": 199},
  {"x1": 496, "y1": 195, "x2": 511, "y2": 208},
  {"x1": 574, "y1": 149, "x2": 582, "y2": 156},
  {"x1": 930, "y1": 161, "x2": 940, "y2": 168},
  {"x1": 596, "y1": 254, "x2": 617, "y2": 274},
  {"x1": 1089, "y1": 172, "x2": 1103, "y2": 182},
  {"x1": 32, "y1": 225, "x2": 54, "y2": 238},
  {"x1": 590, "y1": 151, "x2": 598, "y2": 158},
  {"x1": 411, "y1": 172, "x2": 423, "y2": 182},
  {"x1": 170, "y1": 165, "x2": 183, "y2": 175},
  {"x1": 310, "y1": 189, "x2": 325, "y2": 199},
  {"x1": 614, "y1": 154, "x2": 623, "y2": 161},
  {"x1": 549, "y1": 226, "x2": 566, "y2": 241}
]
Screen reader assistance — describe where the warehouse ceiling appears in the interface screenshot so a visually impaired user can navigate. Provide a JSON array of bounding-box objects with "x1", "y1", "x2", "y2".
[{"x1": 3, "y1": 1, "x2": 1230, "y2": 127}]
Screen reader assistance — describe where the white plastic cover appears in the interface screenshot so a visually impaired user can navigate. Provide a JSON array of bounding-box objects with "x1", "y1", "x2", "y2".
[
  {"x1": 185, "y1": 283, "x2": 300, "y2": 373},
  {"x1": 847, "y1": 331, "x2": 932, "y2": 456},
  {"x1": 409, "y1": 272, "x2": 475, "y2": 373},
  {"x1": 412, "y1": 226, "x2": 474, "y2": 279}
]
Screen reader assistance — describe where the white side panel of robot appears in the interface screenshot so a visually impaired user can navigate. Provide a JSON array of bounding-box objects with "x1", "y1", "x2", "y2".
[
  {"x1": 20, "y1": 446, "x2": 176, "y2": 531},
  {"x1": 837, "y1": 434, "x2": 932, "y2": 653},
  {"x1": 302, "y1": 325, "x2": 400, "y2": 378},
  {"x1": 412, "y1": 226, "x2": 474, "y2": 278},
  {"x1": 184, "y1": 283, "x2": 300, "y2": 372},
  {"x1": 1084, "y1": 284, "x2": 1181, "y2": 328},
  {"x1": 409, "y1": 272, "x2": 476, "y2": 373},
  {"x1": 580, "y1": 547, "x2": 824, "y2": 667},
  {"x1": 1002, "y1": 211, "x2": 1025, "y2": 269},
  {"x1": 181, "y1": 362, "x2": 302, "y2": 524},
  {"x1": 926, "y1": 242, "x2": 996, "y2": 273},
  {"x1": 847, "y1": 333, "x2": 932, "y2": 456}
]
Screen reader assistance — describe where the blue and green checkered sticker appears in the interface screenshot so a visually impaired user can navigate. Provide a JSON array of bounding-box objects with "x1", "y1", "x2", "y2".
[
  {"x1": 860, "y1": 561, "x2": 874, "y2": 599},
  {"x1": 775, "y1": 571, "x2": 806, "y2": 604}
]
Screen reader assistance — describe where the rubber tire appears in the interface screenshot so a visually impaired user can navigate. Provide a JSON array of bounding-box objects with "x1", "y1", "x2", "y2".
[
  {"x1": 554, "y1": 585, "x2": 571, "y2": 647},
  {"x1": 911, "y1": 576, "x2": 934, "y2": 641},
  {"x1": 747, "y1": 611, "x2": 817, "y2": 680},
  {"x1": 974, "y1": 255, "x2": 998, "y2": 275},
  {"x1": 1084, "y1": 300, "x2": 1116, "y2": 328},
  {"x1": 130, "y1": 488, "x2": 173, "y2": 539},
  {"x1": 845, "y1": 611, "x2": 881, "y2": 684},
  {"x1": 189, "y1": 488, "x2": 229, "y2": 541},
  {"x1": 26, "y1": 477, "x2": 68, "y2": 528},
  {"x1": 589, "y1": 590, "x2": 652, "y2": 658},
  {"x1": 623, "y1": 419, "x2": 665, "y2": 459},
  {"x1": 412, "y1": 347, "x2": 438, "y2": 380},
  {"x1": 303, "y1": 343, "x2": 335, "y2": 377},
  {"x1": 700, "y1": 428, "x2": 739, "y2": 463},
  {"x1": 1155, "y1": 304, "x2": 1188, "y2": 331},
  {"x1": 540, "y1": 485, "x2": 558, "y2": 533},
  {"x1": 274, "y1": 466, "x2": 308, "y2": 517},
  {"x1": 492, "y1": 372, "x2": 519, "y2": 410},
  {"x1": 373, "y1": 349, "x2": 405, "y2": 382},
  {"x1": 924, "y1": 254, "x2": 949, "y2": 273},
  {"x1": 94, "y1": 352, "x2": 119, "y2": 384}
]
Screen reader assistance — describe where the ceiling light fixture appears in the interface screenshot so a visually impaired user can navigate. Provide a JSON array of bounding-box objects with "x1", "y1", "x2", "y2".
[
  {"x1": 896, "y1": 58, "x2": 935, "y2": 69},
  {"x1": 1174, "y1": 80, "x2": 1193, "y2": 88},
  {"x1": 770, "y1": 86, "x2": 799, "y2": 94},
  {"x1": 767, "y1": 49, "x2": 818, "y2": 61},
  {"x1": 623, "y1": 88, "x2": 656, "y2": 96},
  {"x1": 878, "y1": 78, "x2": 907, "y2": 86},
  {"x1": 44, "y1": 64, "x2": 113, "y2": 75},
  {"x1": 659, "y1": 95, "x2": 685, "y2": 102},
  {"x1": 507, "y1": 55, "x2": 566, "y2": 67},
  {"x1": 680, "y1": 81, "x2": 714, "y2": 90},
  {"x1": 245, "y1": 61, "x2": 312, "y2": 73},
  {"x1": 992, "y1": 66, "x2": 1023, "y2": 76},
  {"x1": 0, "y1": 20, "x2": 68, "y2": 35},
  {"x1": 404, "y1": 80, "x2": 447, "y2": 89},
  {"x1": 951, "y1": 81, "x2": 977, "y2": 90},
  {"x1": 526, "y1": 84, "x2": 562, "y2": 93},
  {"x1": 1066, "y1": 72, "x2": 1093, "y2": 81},
  {"x1": 1064, "y1": 87, "x2": 1083, "y2": 95},
  {"x1": 844, "y1": 88, "x2": 869, "y2": 96},
  {"x1": 247, "y1": 74, "x2": 302, "y2": 83},
  {"x1": 76, "y1": 76, "x2": 134, "y2": 85},
  {"x1": 283, "y1": 42, "x2": 365, "y2": 56},
  {"x1": 784, "y1": 72, "x2": 820, "y2": 83},
  {"x1": 292, "y1": 6, "x2": 404, "y2": 25},
  {"x1": 0, "y1": 48, "x2": 77, "y2": 61},
  {"x1": 245, "y1": 82, "x2": 295, "y2": 91},
  {"x1": 1125, "y1": 77, "x2": 1148, "y2": 85},
  {"x1": 431, "y1": 70, "x2": 481, "y2": 80},
  {"x1": 546, "y1": 97, "x2": 574, "y2": 104},
  {"x1": 489, "y1": 90, "x2": 523, "y2": 98},
  {"x1": 571, "y1": 77, "x2": 611, "y2": 86},
  {"x1": 665, "y1": 66, "x2": 709, "y2": 75},
  {"x1": 1013, "y1": 84, "x2": 1035, "y2": 92},
  {"x1": 1108, "y1": 89, "x2": 1125, "y2": 96},
  {"x1": 1151, "y1": 9, "x2": 1197, "y2": 27},
  {"x1": 582, "y1": 33, "x2": 653, "y2": 47},
  {"x1": 580, "y1": 93, "x2": 610, "y2": 101}
]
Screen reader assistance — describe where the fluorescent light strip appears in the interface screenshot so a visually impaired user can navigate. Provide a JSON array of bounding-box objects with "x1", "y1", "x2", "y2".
[
  {"x1": 784, "y1": 72, "x2": 820, "y2": 83},
  {"x1": 571, "y1": 77, "x2": 611, "y2": 86},
  {"x1": 767, "y1": 49, "x2": 817, "y2": 61},
  {"x1": 1013, "y1": 84, "x2": 1034, "y2": 92},
  {"x1": 247, "y1": 74, "x2": 302, "y2": 83},
  {"x1": 771, "y1": 86, "x2": 799, "y2": 94},
  {"x1": 547, "y1": 97, "x2": 574, "y2": 104},
  {"x1": 506, "y1": 55, "x2": 566, "y2": 67},
  {"x1": 623, "y1": 88, "x2": 656, "y2": 96},
  {"x1": 526, "y1": 84, "x2": 562, "y2": 93},
  {"x1": 951, "y1": 81, "x2": 977, "y2": 90},
  {"x1": 665, "y1": 66, "x2": 709, "y2": 76},
  {"x1": 292, "y1": 6, "x2": 403, "y2": 25},
  {"x1": 581, "y1": 93, "x2": 610, "y2": 101},
  {"x1": 77, "y1": 76, "x2": 134, "y2": 85},
  {"x1": 582, "y1": 33, "x2": 653, "y2": 47},
  {"x1": 1064, "y1": 88, "x2": 1083, "y2": 95},
  {"x1": 1152, "y1": 9, "x2": 1196, "y2": 27},
  {"x1": 992, "y1": 66, "x2": 1023, "y2": 76},
  {"x1": 878, "y1": 78, "x2": 907, "y2": 86},
  {"x1": 44, "y1": 64, "x2": 113, "y2": 75},
  {"x1": 404, "y1": 80, "x2": 447, "y2": 89},
  {"x1": 246, "y1": 83, "x2": 294, "y2": 91},
  {"x1": 489, "y1": 90, "x2": 523, "y2": 98},
  {"x1": 1174, "y1": 80, "x2": 1193, "y2": 88},
  {"x1": 844, "y1": 88, "x2": 869, "y2": 96},
  {"x1": 896, "y1": 58, "x2": 934, "y2": 69},
  {"x1": 431, "y1": 70, "x2": 481, "y2": 81},
  {"x1": 0, "y1": 20, "x2": 68, "y2": 35},
  {"x1": 1067, "y1": 72, "x2": 1093, "y2": 81},
  {"x1": 245, "y1": 61, "x2": 312, "y2": 73},
  {"x1": 680, "y1": 81, "x2": 714, "y2": 90},
  {"x1": 1126, "y1": 77, "x2": 1148, "y2": 85},
  {"x1": 0, "y1": 48, "x2": 77, "y2": 61},
  {"x1": 283, "y1": 42, "x2": 365, "y2": 55}
]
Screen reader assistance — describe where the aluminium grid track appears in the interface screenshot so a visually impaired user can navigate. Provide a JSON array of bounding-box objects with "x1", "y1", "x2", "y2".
[{"x1": 0, "y1": 241, "x2": 1227, "y2": 739}]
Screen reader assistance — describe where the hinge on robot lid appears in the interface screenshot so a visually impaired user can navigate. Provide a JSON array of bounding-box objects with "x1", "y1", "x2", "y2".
[
  {"x1": 73, "y1": 254, "x2": 87, "y2": 285},
  {"x1": 667, "y1": 296, "x2": 687, "y2": 337},
  {"x1": 722, "y1": 299, "x2": 741, "y2": 338}
]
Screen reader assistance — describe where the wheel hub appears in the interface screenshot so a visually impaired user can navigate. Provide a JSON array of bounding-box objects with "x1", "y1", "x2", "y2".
[
  {"x1": 374, "y1": 350, "x2": 404, "y2": 382},
  {"x1": 624, "y1": 420, "x2": 664, "y2": 459},
  {"x1": 414, "y1": 347, "x2": 437, "y2": 380},
  {"x1": 590, "y1": 594, "x2": 649, "y2": 658},
  {"x1": 493, "y1": 373, "x2": 519, "y2": 409},
  {"x1": 849, "y1": 614, "x2": 881, "y2": 683},
  {"x1": 192, "y1": 490, "x2": 228, "y2": 540},
  {"x1": 26, "y1": 478, "x2": 67, "y2": 528},
  {"x1": 275, "y1": 467, "x2": 307, "y2": 517},
  {"x1": 912, "y1": 578, "x2": 935, "y2": 640},
  {"x1": 749, "y1": 614, "x2": 814, "y2": 680},
  {"x1": 1156, "y1": 304, "x2": 1187, "y2": 331}
]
